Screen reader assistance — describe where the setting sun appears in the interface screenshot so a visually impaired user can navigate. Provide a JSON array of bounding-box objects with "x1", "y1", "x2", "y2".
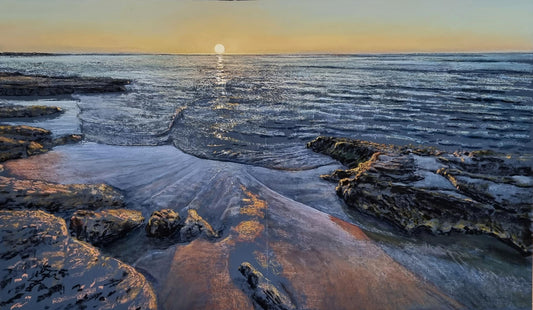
[{"x1": 214, "y1": 44, "x2": 225, "y2": 54}]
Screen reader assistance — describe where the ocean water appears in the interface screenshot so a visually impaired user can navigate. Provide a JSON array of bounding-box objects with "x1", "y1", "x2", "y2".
[
  {"x1": 1, "y1": 53, "x2": 532, "y2": 309},
  {"x1": 1, "y1": 53, "x2": 532, "y2": 169}
]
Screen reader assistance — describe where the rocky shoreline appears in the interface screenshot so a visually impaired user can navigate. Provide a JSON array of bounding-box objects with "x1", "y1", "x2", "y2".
[
  {"x1": 0, "y1": 90, "x2": 159, "y2": 308},
  {"x1": 307, "y1": 136, "x2": 533, "y2": 255}
]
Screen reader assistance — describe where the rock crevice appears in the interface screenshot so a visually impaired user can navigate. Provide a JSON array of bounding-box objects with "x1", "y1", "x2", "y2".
[{"x1": 308, "y1": 136, "x2": 532, "y2": 255}]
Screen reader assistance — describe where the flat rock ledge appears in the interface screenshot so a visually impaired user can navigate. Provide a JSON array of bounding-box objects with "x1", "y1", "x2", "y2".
[
  {"x1": 0, "y1": 176, "x2": 124, "y2": 213},
  {"x1": 307, "y1": 136, "x2": 533, "y2": 255},
  {"x1": 0, "y1": 210, "x2": 156, "y2": 310},
  {"x1": 0, "y1": 104, "x2": 63, "y2": 118},
  {"x1": 0, "y1": 71, "x2": 130, "y2": 96},
  {"x1": 0, "y1": 124, "x2": 82, "y2": 162}
]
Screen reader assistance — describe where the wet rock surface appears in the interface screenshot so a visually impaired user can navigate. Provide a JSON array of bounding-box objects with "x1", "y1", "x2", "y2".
[
  {"x1": 308, "y1": 136, "x2": 533, "y2": 254},
  {"x1": 239, "y1": 262, "x2": 296, "y2": 310},
  {"x1": 0, "y1": 210, "x2": 157, "y2": 310},
  {"x1": 0, "y1": 104, "x2": 63, "y2": 118},
  {"x1": 0, "y1": 124, "x2": 81, "y2": 162},
  {"x1": 135, "y1": 177, "x2": 464, "y2": 310},
  {"x1": 0, "y1": 176, "x2": 124, "y2": 213},
  {"x1": 146, "y1": 209, "x2": 181, "y2": 238},
  {"x1": 179, "y1": 209, "x2": 218, "y2": 242},
  {"x1": 0, "y1": 71, "x2": 130, "y2": 96},
  {"x1": 70, "y1": 209, "x2": 145, "y2": 246}
]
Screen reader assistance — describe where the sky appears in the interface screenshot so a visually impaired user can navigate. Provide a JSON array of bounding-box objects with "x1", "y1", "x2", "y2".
[{"x1": 1, "y1": 0, "x2": 532, "y2": 54}]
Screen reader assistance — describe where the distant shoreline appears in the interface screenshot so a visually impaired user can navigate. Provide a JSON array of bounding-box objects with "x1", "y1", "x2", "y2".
[{"x1": 1, "y1": 51, "x2": 532, "y2": 57}]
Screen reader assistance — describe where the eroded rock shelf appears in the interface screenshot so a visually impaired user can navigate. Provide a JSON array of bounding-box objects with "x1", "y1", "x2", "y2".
[{"x1": 307, "y1": 136, "x2": 533, "y2": 255}]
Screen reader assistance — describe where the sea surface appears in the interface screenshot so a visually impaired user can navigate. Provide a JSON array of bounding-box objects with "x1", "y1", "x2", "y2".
[
  {"x1": 1, "y1": 53, "x2": 532, "y2": 169},
  {"x1": 1, "y1": 53, "x2": 532, "y2": 309}
]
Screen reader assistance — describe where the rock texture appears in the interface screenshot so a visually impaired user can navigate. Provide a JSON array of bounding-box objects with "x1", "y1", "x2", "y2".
[
  {"x1": 0, "y1": 124, "x2": 81, "y2": 162},
  {"x1": 0, "y1": 210, "x2": 156, "y2": 310},
  {"x1": 179, "y1": 209, "x2": 218, "y2": 241},
  {"x1": 0, "y1": 176, "x2": 124, "y2": 212},
  {"x1": 239, "y1": 262, "x2": 295, "y2": 310},
  {"x1": 308, "y1": 136, "x2": 533, "y2": 254},
  {"x1": 70, "y1": 209, "x2": 144, "y2": 246},
  {"x1": 0, "y1": 104, "x2": 63, "y2": 118},
  {"x1": 0, "y1": 71, "x2": 130, "y2": 96},
  {"x1": 146, "y1": 209, "x2": 181, "y2": 238}
]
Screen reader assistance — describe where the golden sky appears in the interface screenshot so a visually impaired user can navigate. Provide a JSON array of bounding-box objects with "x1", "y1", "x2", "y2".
[{"x1": 1, "y1": 0, "x2": 532, "y2": 54}]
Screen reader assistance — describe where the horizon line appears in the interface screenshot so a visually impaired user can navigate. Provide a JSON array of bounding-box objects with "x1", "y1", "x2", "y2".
[{"x1": 1, "y1": 50, "x2": 532, "y2": 57}]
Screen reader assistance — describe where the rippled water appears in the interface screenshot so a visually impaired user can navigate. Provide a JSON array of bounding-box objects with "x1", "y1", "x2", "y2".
[{"x1": 1, "y1": 53, "x2": 532, "y2": 169}]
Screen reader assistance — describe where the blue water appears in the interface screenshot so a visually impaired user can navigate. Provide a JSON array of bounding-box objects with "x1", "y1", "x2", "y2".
[{"x1": 1, "y1": 53, "x2": 531, "y2": 169}]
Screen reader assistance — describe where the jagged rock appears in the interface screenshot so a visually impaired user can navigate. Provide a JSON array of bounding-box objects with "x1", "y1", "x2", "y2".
[
  {"x1": 70, "y1": 209, "x2": 144, "y2": 246},
  {"x1": 52, "y1": 134, "x2": 83, "y2": 146},
  {"x1": 0, "y1": 124, "x2": 82, "y2": 162},
  {"x1": 0, "y1": 123, "x2": 51, "y2": 140},
  {"x1": 0, "y1": 104, "x2": 63, "y2": 118},
  {"x1": 179, "y1": 209, "x2": 218, "y2": 241},
  {"x1": 0, "y1": 71, "x2": 130, "y2": 96},
  {"x1": 239, "y1": 262, "x2": 295, "y2": 310},
  {"x1": 0, "y1": 210, "x2": 156, "y2": 310},
  {"x1": 146, "y1": 209, "x2": 181, "y2": 238},
  {"x1": 0, "y1": 176, "x2": 124, "y2": 212},
  {"x1": 307, "y1": 136, "x2": 533, "y2": 255}
]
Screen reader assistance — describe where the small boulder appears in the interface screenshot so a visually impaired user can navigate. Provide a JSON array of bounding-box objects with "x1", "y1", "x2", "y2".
[
  {"x1": 238, "y1": 262, "x2": 295, "y2": 310},
  {"x1": 146, "y1": 209, "x2": 181, "y2": 238},
  {"x1": 70, "y1": 209, "x2": 144, "y2": 246},
  {"x1": 180, "y1": 209, "x2": 218, "y2": 241}
]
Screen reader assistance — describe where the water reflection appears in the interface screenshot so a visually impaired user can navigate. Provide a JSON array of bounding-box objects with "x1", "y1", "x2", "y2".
[{"x1": 215, "y1": 54, "x2": 227, "y2": 89}]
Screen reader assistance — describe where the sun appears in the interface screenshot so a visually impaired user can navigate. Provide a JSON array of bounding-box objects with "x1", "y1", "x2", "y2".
[{"x1": 214, "y1": 44, "x2": 225, "y2": 54}]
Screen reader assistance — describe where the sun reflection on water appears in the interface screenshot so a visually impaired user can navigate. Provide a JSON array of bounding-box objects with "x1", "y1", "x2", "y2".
[{"x1": 215, "y1": 54, "x2": 227, "y2": 88}]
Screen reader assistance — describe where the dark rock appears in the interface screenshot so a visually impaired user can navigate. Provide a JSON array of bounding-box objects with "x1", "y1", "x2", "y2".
[
  {"x1": 238, "y1": 262, "x2": 295, "y2": 310},
  {"x1": 0, "y1": 104, "x2": 63, "y2": 118},
  {"x1": 0, "y1": 210, "x2": 156, "y2": 310},
  {"x1": 308, "y1": 136, "x2": 533, "y2": 255},
  {"x1": 0, "y1": 176, "x2": 124, "y2": 212},
  {"x1": 179, "y1": 209, "x2": 218, "y2": 241},
  {"x1": 70, "y1": 209, "x2": 144, "y2": 246},
  {"x1": 0, "y1": 124, "x2": 83, "y2": 162},
  {"x1": 0, "y1": 124, "x2": 51, "y2": 141},
  {"x1": 0, "y1": 71, "x2": 130, "y2": 96},
  {"x1": 52, "y1": 134, "x2": 83, "y2": 146},
  {"x1": 146, "y1": 209, "x2": 181, "y2": 238}
]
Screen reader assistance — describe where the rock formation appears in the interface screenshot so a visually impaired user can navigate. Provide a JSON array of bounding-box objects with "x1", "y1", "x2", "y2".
[
  {"x1": 179, "y1": 209, "x2": 218, "y2": 241},
  {"x1": 307, "y1": 136, "x2": 533, "y2": 254},
  {"x1": 0, "y1": 71, "x2": 130, "y2": 96},
  {"x1": 0, "y1": 176, "x2": 124, "y2": 213},
  {"x1": 0, "y1": 210, "x2": 156, "y2": 310},
  {"x1": 0, "y1": 124, "x2": 81, "y2": 162},
  {"x1": 146, "y1": 209, "x2": 181, "y2": 238},
  {"x1": 238, "y1": 262, "x2": 296, "y2": 310},
  {"x1": 0, "y1": 104, "x2": 63, "y2": 118},
  {"x1": 70, "y1": 209, "x2": 145, "y2": 246}
]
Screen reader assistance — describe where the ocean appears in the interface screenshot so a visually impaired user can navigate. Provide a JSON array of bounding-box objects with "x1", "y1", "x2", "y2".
[{"x1": 1, "y1": 53, "x2": 531, "y2": 169}]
